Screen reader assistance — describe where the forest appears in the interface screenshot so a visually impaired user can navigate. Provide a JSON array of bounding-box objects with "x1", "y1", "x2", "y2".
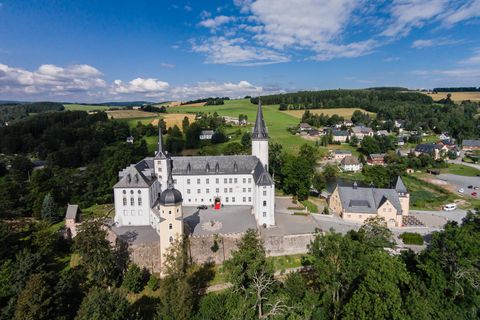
[
  {"x1": 1, "y1": 209, "x2": 478, "y2": 319},
  {"x1": 0, "y1": 102, "x2": 64, "y2": 126}
]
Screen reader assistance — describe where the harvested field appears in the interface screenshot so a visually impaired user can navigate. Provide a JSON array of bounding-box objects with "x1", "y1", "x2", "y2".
[
  {"x1": 284, "y1": 108, "x2": 375, "y2": 119},
  {"x1": 424, "y1": 91, "x2": 480, "y2": 102},
  {"x1": 106, "y1": 110, "x2": 158, "y2": 119},
  {"x1": 151, "y1": 113, "x2": 196, "y2": 129}
]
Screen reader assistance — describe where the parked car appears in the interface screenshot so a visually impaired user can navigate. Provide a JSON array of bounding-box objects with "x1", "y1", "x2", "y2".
[
  {"x1": 468, "y1": 185, "x2": 473, "y2": 189},
  {"x1": 471, "y1": 192, "x2": 478, "y2": 197},
  {"x1": 197, "y1": 205, "x2": 208, "y2": 210},
  {"x1": 443, "y1": 203, "x2": 457, "y2": 211},
  {"x1": 458, "y1": 188, "x2": 464, "y2": 193},
  {"x1": 474, "y1": 186, "x2": 479, "y2": 190}
]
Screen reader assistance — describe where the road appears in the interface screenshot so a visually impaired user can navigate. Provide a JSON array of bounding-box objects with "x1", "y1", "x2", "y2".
[{"x1": 447, "y1": 154, "x2": 480, "y2": 171}]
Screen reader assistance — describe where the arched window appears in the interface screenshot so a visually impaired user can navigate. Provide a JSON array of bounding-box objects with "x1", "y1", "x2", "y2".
[
  {"x1": 169, "y1": 223, "x2": 172, "y2": 230},
  {"x1": 130, "y1": 190, "x2": 134, "y2": 194},
  {"x1": 130, "y1": 198, "x2": 134, "y2": 205},
  {"x1": 138, "y1": 190, "x2": 141, "y2": 194},
  {"x1": 123, "y1": 190, "x2": 126, "y2": 194},
  {"x1": 123, "y1": 198, "x2": 127, "y2": 206}
]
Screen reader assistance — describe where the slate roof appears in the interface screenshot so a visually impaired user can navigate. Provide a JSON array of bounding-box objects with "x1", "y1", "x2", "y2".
[
  {"x1": 114, "y1": 161, "x2": 156, "y2": 188},
  {"x1": 341, "y1": 156, "x2": 360, "y2": 166},
  {"x1": 415, "y1": 143, "x2": 444, "y2": 153},
  {"x1": 337, "y1": 183, "x2": 404, "y2": 214},
  {"x1": 393, "y1": 176, "x2": 407, "y2": 194},
  {"x1": 160, "y1": 157, "x2": 183, "y2": 205},
  {"x1": 333, "y1": 130, "x2": 349, "y2": 136},
  {"x1": 334, "y1": 150, "x2": 352, "y2": 155},
  {"x1": 65, "y1": 204, "x2": 79, "y2": 220},
  {"x1": 252, "y1": 100, "x2": 268, "y2": 140},
  {"x1": 200, "y1": 130, "x2": 214, "y2": 135},
  {"x1": 368, "y1": 153, "x2": 385, "y2": 160},
  {"x1": 463, "y1": 139, "x2": 480, "y2": 147},
  {"x1": 352, "y1": 126, "x2": 373, "y2": 134},
  {"x1": 155, "y1": 123, "x2": 167, "y2": 159}
]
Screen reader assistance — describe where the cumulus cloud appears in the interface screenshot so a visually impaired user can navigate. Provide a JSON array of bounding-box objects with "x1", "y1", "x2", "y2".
[
  {"x1": 199, "y1": 15, "x2": 235, "y2": 29},
  {"x1": 0, "y1": 62, "x2": 277, "y2": 101},
  {"x1": 191, "y1": 37, "x2": 289, "y2": 66}
]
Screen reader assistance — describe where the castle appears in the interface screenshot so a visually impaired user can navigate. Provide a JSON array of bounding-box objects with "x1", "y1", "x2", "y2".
[{"x1": 113, "y1": 101, "x2": 275, "y2": 265}]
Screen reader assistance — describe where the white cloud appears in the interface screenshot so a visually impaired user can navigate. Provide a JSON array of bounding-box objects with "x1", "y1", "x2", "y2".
[
  {"x1": 384, "y1": 56, "x2": 400, "y2": 62},
  {"x1": 442, "y1": 0, "x2": 480, "y2": 26},
  {"x1": 184, "y1": 5, "x2": 192, "y2": 11},
  {"x1": 198, "y1": 15, "x2": 235, "y2": 29},
  {"x1": 0, "y1": 62, "x2": 278, "y2": 101},
  {"x1": 412, "y1": 67, "x2": 480, "y2": 80},
  {"x1": 160, "y1": 62, "x2": 175, "y2": 68},
  {"x1": 381, "y1": 0, "x2": 448, "y2": 37},
  {"x1": 460, "y1": 48, "x2": 480, "y2": 64},
  {"x1": 311, "y1": 39, "x2": 379, "y2": 61},
  {"x1": 191, "y1": 37, "x2": 289, "y2": 66},
  {"x1": 411, "y1": 38, "x2": 462, "y2": 48}
]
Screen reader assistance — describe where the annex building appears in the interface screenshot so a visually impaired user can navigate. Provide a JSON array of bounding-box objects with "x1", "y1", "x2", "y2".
[
  {"x1": 328, "y1": 177, "x2": 410, "y2": 227},
  {"x1": 112, "y1": 101, "x2": 276, "y2": 237}
]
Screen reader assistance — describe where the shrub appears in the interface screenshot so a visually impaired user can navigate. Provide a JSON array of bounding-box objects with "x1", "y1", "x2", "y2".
[
  {"x1": 122, "y1": 263, "x2": 145, "y2": 293},
  {"x1": 147, "y1": 275, "x2": 159, "y2": 291},
  {"x1": 400, "y1": 232, "x2": 424, "y2": 245}
]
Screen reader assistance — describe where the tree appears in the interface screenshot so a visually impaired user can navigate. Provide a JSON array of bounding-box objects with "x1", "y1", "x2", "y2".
[
  {"x1": 14, "y1": 272, "x2": 55, "y2": 320},
  {"x1": 122, "y1": 263, "x2": 145, "y2": 293},
  {"x1": 357, "y1": 216, "x2": 394, "y2": 249},
  {"x1": 312, "y1": 173, "x2": 326, "y2": 192},
  {"x1": 76, "y1": 288, "x2": 133, "y2": 320},
  {"x1": 181, "y1": 116, "x2": 190, "y2": 132},
  {"x1": 241, "y1": 132, "x2": 251, "y2": 148},
  {"x1": 322, "y1": 164, "x2": 338, "y2": 179},
  {"x1": 40, "y1": 193, "x2": 59, "y2": 222},
  {"x1": 0, "y1": 161, "x2": 6, "y2": 177},
  {"x1": 211, "y1": 127, "x2": 228, "y2": 144},
  {"x1": 281, "y1": 154, "x2": 312, "y2": 200}
]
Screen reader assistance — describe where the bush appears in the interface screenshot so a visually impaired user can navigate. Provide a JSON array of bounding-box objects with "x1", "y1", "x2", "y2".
[
  {"x1": 147, "y1": 275, "x2": 159, "y2": 291},
  {"x1": 122, "y1": 263, "x2": 145, "y2": 293},
  {"x1": 400, "y1": 232, "x2": 424, "y2": 245}
]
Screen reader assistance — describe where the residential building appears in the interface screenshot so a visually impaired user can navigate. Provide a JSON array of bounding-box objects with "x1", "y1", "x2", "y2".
[
  {"x1": 376, "y1": 130, "x2": 389, "y2": 136},
  {"x1": 367, "y1": 153, "x2": 386, "y2": 165},
  {"x1": 199, "y1": 130, "x2": 214, "y2": 140},
  {"x1": 351, "y1": 125, "x2": 373, "y2": 140},
  {"x1": 340, "y1": 156, "x2": 362, "y2": 172},
  {"x1": 328, "y1": 177, "x2": 410, "y2": 228},
  {"x1": 333, "y1": 150, "x2": 352, "y2": 161},
  {"x1": 462, "y1": 139, "x2": 480, "y2": 151},
  {"x1": 299, "y1": 123, "x2": 313, "y2": 131},
  {"x1": 126, "y1": 136, "x2": 135, "y2": 143},
  {"x1": 414, "y1": 143, "x2": 448, "y2": 160},
  {"x1": 332, "y1": 130, "x2": 349, "y2": 143}
]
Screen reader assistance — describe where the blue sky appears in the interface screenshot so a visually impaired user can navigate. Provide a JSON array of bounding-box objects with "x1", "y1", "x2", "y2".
[{"x1": 1, "y1": 0, "x2": 480, "y2": 102}]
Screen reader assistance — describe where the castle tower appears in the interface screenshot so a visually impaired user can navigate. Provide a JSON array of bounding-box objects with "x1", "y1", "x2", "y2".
[
  {"x1": 394, "y1": 176, "x2": 409, "y2": 216},
  {"x1": 154, "y1": 122, "x2": 168, "y2": 188},
  {"x1": 252, "y1": 100, "x2": 269, "y2": 170},
  {"x1": 158, "y1": 156, "x2": 183, "y2": 275}
]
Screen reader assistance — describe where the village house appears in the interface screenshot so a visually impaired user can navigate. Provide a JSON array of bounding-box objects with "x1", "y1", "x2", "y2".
[
  {"x1": 332, "y1": 150, "x2": 352, "y2": 161},
  {"x1": 332, "y1": 130, "x2": 349, "y2": 143},
  {"x1": 343, "y1": 120, "x2": 354, "y2": 127},
  {"x1": 299, "y1": 122, "x2": 313, "y2": 132},
  {"x1": 340, "y1": 156, "x2": 362, "y2": 172},
  {"x1": 462, "y1": 139, "x2": 480, "y2": 151},
  {"x1": 414, "y1": 143, "x2": 448, "y2": 160},
  {"x1": 328, "y1": 177, "x2": 410, "y2": 228},
  {"x1": 397, "y1": 136, "x2": 405, "y2": 146},
  {"x1": 367, "y1": 153, "x2": 386, "y2": 165},
  {"x1": 64, "y1": 204, "x2": 80, "y2": 239},
  {"x1": 351, "y1": 125, "x2": 373, "y2": 140},
  {"x1": 375, "y1": 130, "x2": 389, "y2": 137},
  {"x1": 199, "y1": 130, "x2": 214, "y2": 140},
  {"x1": 126, "y1": 136, "x2": 135, "y2": 143}
]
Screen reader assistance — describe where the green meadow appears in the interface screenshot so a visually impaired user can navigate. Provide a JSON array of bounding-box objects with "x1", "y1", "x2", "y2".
[
  {"x1": 167, "y1": 99, "x2": 313, "y2": 153},
  {"x1": 64, "y1": 104, "x2": 112, "y2": 111}
]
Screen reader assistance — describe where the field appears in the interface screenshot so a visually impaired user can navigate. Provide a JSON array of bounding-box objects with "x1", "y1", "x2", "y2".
[
  {"x1": 423, "y1": 91, "x2": 480, "y2": 102},
  {"x1": 106, "y1": 109, "x2": 158, "y2": 119},
  {"x1": 64, "y1": 104, "x2": 112, "y2": 111},
  {"x1": 166, "y1": 99, "x2": 314, "y2": 152},
  {"x1": 284, "y1": 108, "x2": 375, "y2": 119},
  {"x1": 151, "y1": 114, "x2": 196, "y2": 130},
  {"x1": 441, "y1": 164, "x2": 480, "y2": 177}
]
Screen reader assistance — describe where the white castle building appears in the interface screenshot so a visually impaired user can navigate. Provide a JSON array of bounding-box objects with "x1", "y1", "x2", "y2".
[{"x1": 113, "y1": 101, "x2": 276, "y2": 238}]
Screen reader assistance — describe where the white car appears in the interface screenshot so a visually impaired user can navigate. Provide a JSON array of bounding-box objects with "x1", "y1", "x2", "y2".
[
  {"x1": 458, "y1": 188, "x2": 464, "y2": 193},
  {"x1": 443, "y1": 203, "x2": 457, "y2": 211}
]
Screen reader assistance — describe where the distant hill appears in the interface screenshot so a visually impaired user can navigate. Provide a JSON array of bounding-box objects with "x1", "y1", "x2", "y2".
[
  {"x1": 75, "y1": 101, "x2": 155, "y2": 107},
  {"x1": 365, "y1": 87, "x2": 410, "y2": 91}
]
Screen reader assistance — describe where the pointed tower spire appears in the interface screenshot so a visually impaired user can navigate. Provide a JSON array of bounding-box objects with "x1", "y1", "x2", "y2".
[
  {"x1": 166, "y1": 156, "x2": 174, "y2": 189},
  {"x1": 155, "y1": 122, "x2": 167, "y2": 159},
  {"x1": 252, "y1": 99, "x2": 268, "y2": 140}
]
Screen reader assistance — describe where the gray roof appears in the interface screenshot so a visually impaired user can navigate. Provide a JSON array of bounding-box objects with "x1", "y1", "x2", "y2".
[
  {"x1": 201, "y1": 130, "x2": 214, "y2": 135},
  {"x1": 352, "y1": 126, "x2": 372, "y2": 134},
  {"x1": 114, "y1": 161, "x2": 156, "y2": 188},
  {"x1": 415, "y1": 143, "x2": 443, "y2": 153},
  {"x1": 394, "y1": 176, "x2": 407, "y2": 194},
  {"x1": 172, "y1": 155, "x2": 255, "y2": 175},
  {"x1": 337, "y1": 185, "x2": 403, "y2": 214},
  {"x1": 160, "y1": 157, "x2": 183, "y2": 205},
  {"x1": 253, "y1": 161, "x2": 274, "y2": 186},
  {"x1": 341, "y1": 156, "x2": 360, "y2": 165},
  {"x1": 335, "y1": 150, "x2": 352, "y2": 155},
  {"x1": 65, "y1": 204, "x2": 79, "y2": 220},
  {"x1": 463, "y1": 139, "x2": 480, "y2": 147},
  {"x1": 252, "y1": 100, "x2": 268, "y2": 140},
  {"x1": 333, "y1": 130, "x2": 349, "y2": 136},
  {"x1": 155, "y1": 123, "x2": 167, "y2": 159}
]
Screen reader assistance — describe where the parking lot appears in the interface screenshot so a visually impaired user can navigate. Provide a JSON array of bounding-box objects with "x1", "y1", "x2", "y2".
[{"x1": 437, "y1": 174, "x2": 480, "y2": 198}]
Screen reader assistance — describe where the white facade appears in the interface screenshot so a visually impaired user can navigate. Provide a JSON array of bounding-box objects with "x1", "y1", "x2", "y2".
[{"x1": 252, "y1": 139, "x2": 269, "y2": 170}]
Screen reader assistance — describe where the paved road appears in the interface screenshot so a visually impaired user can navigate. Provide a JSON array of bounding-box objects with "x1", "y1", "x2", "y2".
[
  {"x1": 436, "y1": 174, "x2": 480, "y2": 198},
  {"x1": 447, "y1": 155, "x2": 480, "y2": 171}
]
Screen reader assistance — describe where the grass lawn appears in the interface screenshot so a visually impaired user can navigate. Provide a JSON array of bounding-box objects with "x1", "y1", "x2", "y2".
[
  {"x1": 166, "y1": 99, "x2": 313, "y2": 153},
  {"x1": 402, "y1": 175, "x2": 457, "y2": 210},
  {"x1": 284, "y1": 108, "x2": 375, "y2": 119},
  {"x1": 64, "y1": 104, "x2": 112, "y2": 111},
  {"x1": 300, "y1": 199, "x2": 319, "y2": 213},
  {"x1": 82, "y1": 203, "x2": 114, "y2": 218},
  {"x1": 441, "y1": 163, "x2": 480, "y2": 176}
]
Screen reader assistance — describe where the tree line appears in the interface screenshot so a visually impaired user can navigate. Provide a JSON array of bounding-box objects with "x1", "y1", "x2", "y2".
[{"x1": 0, "y1": 102, "x2": 64, "y2": 126}]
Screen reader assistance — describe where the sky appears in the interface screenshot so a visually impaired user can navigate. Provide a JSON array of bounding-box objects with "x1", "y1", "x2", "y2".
[{"x1": 0, "y1": 0, "x2": 480, "y2": 102}]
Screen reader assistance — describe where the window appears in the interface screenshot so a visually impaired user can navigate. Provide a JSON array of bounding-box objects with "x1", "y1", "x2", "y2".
[
  {"x1": 130, "y1": 198, "x2": 134, "y2": 206},
  {"x1": 229, "y1": 188, "x2": 233, "y2": 193},
  {"x1": 123, "y1": 198, "x2": 127, "y2": 206},
  {"x1": 169, "y1": 236, "x2": 173, "y2": 243},
  {"x1": 197, "y1": 178, "x2": 201, "y2": 184},
  {"x1": 188, "y1": 199, "x2": 191, "y2": 202},
  {"x1": 174, "y1": 179, "x2": 177, "y2": 184},
  {"x1": 169, "y1": 223, "x2": 172, "y2": 230},
  {"x1": 197, "y1": 189, "x2": 201, "y2": 194},
  {"x1": 243, "y1": 197, "x2": 246, "y2": 202},
  {"x1": 187, "y1": 189, "x2": 191, "y2": 194},
  {"x1": 263, "y1": 212, "x2": 266, "y2": 217},
  {"x1": 248, "y1": 178, "x2": 252, "y2": 183},
  {"x1": 243, "y1": 188, "x2": 246, "y2": 192},
  {"x1": 248, "y1": 188, "x2": 252, "y2": 192},
  {"x1": 169, "y1": 210, "x2": 172, "y2": 215},
  {"x1": 138, "y1": 190, "x2": 141, "y2": 194},
  {"x1": 206, "y1": 188, "x2": 210, "y2": 194},
  {"x1": 226, "y1": 197, "x2": 229, "y2": 203},
  {"x1": 131, "y1": 210, "x2": 135, "y2": 216},
  {"x1": 177, "y1": 208, "x2": 179, "y2": 213},
  {"x1": 206, "y1": 178, "x2": 209, "y2": 184},
  {"x1": 123, "y1": 190, "x2": 126, "y2": 194},
  {"x1": 187, "y1": 179, "x2": 190, "y2": 184},
  {"x1": 224, "y1": 178, "x2": 227, "y2": 183},
  {"x1": 263, "y1": 200, "x2": 267, "y2": 207},
  {"x1": 243, "y1": 178, "x2": 246, "y2": 183},
  {"x1": 263, "y1": 191, "x2": 267, "y2": 196},
  {"x1": 234, "y1": 178, "x2": 238, "y2": 183},
  {"x1": 216, "y1": 188, "x2": 219, "y2": 193},
  {"x1": 216, "y1": 178, "x2": 219, "y2": 184},
  {"x1": 248, "y1": 197, "x2": 252, "y2": 202},
  {"x1": 229, "y1": 178, "x2": 232, "y2": 183},
  {"x1": 201, "y1": 199, "x2": 203, "y2": 202},
  {"x1": 130, "y1": 190, "x2": 134, "y2": 194},
  {"x1": 232, "y1": 197, "x2": 235, "y2": 203},
  {"x1": 138, "y1": 197, "x2": 142, "y2": 205},
  {"x1": 224, "y1": 188, "x2": 228, "y2": 193}
]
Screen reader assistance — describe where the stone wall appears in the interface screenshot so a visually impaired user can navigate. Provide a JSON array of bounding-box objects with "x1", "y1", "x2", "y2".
[
  {"x1": 262, "y1": 233, "x2": 317, "y2": 257},
  {"x1": 129, "y1": 242, "x2": 162, "y2": 274},
  {"x1": 188, "y1": 233, "x2": 244, "y2": 265}
]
